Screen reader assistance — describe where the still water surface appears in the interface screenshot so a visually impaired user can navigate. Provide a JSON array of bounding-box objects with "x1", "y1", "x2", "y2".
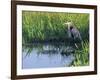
[{"x1": 22, "y1": 43, "x2": 75, "y2": 69}]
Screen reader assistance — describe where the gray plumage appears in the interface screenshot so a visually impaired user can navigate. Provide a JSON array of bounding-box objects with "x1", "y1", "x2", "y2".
[{"x1": 64, "y1": 22, "x2": 82, "y2": 41}]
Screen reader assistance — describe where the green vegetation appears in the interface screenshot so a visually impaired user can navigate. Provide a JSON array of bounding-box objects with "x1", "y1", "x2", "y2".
[
  {"x1": 22, "y1": 11, "x2": 89, "y2": 44},
  {"x1": 22, "y1": 11, "x2": 89, "y2": 66},
  {"x1": 71, "y1": 40, "x2": 89, "y2": 66}
]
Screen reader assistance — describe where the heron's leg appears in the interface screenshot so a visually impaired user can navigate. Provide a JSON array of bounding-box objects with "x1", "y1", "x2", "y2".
[{"x1": 75, "y1": 43, "x2": 78, "y2": 49}]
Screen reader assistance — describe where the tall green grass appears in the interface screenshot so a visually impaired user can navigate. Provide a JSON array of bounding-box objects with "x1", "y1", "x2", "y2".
[
  {"x1": 71, "y1": 40, "x2": 89, "y2": 66},
  {"x1": 22, "y1": 11, "x2": 89, "y2": 44}
]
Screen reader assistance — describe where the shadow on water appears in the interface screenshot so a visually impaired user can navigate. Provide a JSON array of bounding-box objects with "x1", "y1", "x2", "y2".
[{"x1": 22, "y1": 42, "x2": 76, "y2": 69}]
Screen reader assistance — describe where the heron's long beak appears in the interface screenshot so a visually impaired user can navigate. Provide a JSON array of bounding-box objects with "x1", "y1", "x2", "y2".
[{"x1": 63, "y1": 23, "x2": 68, "y2": 26}]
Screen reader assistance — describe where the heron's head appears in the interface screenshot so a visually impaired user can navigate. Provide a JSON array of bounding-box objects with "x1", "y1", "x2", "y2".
[{"x1": 63, "y1": 22, "x2": 74, "y2": 30}]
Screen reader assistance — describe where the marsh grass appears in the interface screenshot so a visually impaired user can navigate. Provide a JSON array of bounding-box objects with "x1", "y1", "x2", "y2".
[
  {"x1": 71, "y1": 40, "x2": 89, "y2": 66},
  {"x1": 22, "y1": 11, "x2": 89, "y2": 44}
]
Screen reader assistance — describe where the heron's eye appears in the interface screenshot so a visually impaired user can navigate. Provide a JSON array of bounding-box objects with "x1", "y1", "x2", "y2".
[{"x1": 70, "y1": 26, "x2": 73, "y2": 30}]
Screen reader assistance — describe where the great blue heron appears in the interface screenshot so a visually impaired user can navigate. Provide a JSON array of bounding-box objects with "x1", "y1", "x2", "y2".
[{"x1": 64, "y1": 22, "x2": 82, "y2": 48}]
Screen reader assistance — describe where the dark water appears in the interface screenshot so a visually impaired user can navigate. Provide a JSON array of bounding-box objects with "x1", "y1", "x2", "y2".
[{"x1": 22, "y1": 43, "x2": 75, "y2": 69}]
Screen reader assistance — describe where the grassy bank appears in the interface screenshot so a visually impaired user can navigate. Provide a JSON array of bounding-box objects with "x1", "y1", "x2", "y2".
[{"x1": 71, "y1": 40, "x2": 89, "y2": 66}]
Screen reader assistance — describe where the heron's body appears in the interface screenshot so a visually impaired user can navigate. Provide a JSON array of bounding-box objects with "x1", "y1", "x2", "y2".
[{"x1": 69, "y1": 27, "x2": 82, "y2": 42}]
